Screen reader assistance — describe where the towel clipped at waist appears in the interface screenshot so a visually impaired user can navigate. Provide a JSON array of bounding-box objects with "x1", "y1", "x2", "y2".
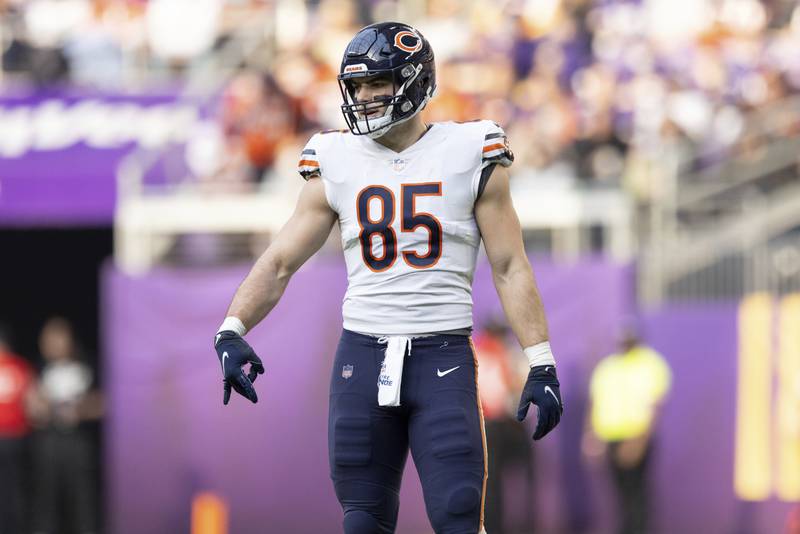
[{"x1": 377, "y1": 336, "x2": 412, "y2": 406}]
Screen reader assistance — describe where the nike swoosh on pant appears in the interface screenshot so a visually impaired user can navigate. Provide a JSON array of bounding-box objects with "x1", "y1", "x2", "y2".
[{"x1": 437, "y1": 366, "x2": 459, "y2": 377}]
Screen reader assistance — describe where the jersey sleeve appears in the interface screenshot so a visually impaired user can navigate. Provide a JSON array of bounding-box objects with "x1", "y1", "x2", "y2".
[
  {"x1": 296, "y1": 131, "x2": 341, "y2": 213},
  {"x1": 297, "y1": 134, "x2": 322, "y2": 180},
  {"x1": 472, "y1": 121, "x2": 514, "y2": 201},
  {"x1": 481, "y1": 122, "x2": 514, "y2": 169}
]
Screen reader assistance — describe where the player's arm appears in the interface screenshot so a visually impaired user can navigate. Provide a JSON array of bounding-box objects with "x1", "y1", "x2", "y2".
[
  {"x1": 226, "y1": 177, "x2": 336, "y2": 328},
  {"x1": 474, "y1": 164, "x2": 563, "y2": 439},
  {"x1": 215, "y1": 177, "x2": 336, "y2": 405},
  {"x1": 475, "y1": 164, "x2": 547, "y2": 348}
]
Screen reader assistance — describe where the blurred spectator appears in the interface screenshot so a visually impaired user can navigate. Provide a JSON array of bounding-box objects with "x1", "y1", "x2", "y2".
[
  {"x1": 583, "y1": 322, "x2": 672, "y2": 534},
  {"x1": 145, "y1": 0, "x2": 222, "y2": 65},
  {"x1": 27, "y1": 317, "x2": 103, "y2": 534},
  {"x1": 6, "y1": 0, "x2": 800, "y2": 199},
  {"x1": 220, "y1": 71, "x2": 299, "y2": 184},
  {"x1": 787, "y1": 504, "x2": 800, "y2": 534},
  {"x1": 0, "y1": 323, "x2": 34, "y2": 534},
  {"x1": 2, "y1": 5, "x2": 70, "y2": 85},
  {"x1": 62, "y1": 1, "x2": 128, "y2": 89},
  {"x1": 474, "y1": 318, "x2": 534, "y2": 534}
]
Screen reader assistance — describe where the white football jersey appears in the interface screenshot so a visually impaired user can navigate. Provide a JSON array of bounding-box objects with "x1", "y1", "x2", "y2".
[{"x1": 298, "y1": 120, "x2": 513, "y2": 335}]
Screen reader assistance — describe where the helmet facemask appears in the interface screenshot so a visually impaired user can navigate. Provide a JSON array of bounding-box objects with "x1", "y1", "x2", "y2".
[{"x1": 338, "y1": 62, "x2": 430, "y2": 139}]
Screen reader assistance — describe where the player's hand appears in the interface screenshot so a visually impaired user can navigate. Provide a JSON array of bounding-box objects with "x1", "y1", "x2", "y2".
[
  {"x1": 214, "y1": 331, "x2": 265, "y2": 405},
  {"x1": 516, "y1": 365, "x2": 563, "y2": 440}
]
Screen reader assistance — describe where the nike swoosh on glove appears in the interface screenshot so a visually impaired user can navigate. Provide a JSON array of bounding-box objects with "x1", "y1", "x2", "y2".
[
  {"x1": 215, "y1": 331, "x2": 265, "y2": 405},
  {"x1": 516, "y1": 365, "x2": 563, "y2": 440}
]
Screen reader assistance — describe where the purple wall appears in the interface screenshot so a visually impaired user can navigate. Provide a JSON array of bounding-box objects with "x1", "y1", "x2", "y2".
[
  {"x1": 102, "y1": 257, "x2": 793, "y2": 533},
  {"x1": 0, "y1": 89, "x2": 203, "y2": 226},
  {"x1": 642, "y1": 306, "x2": 791, "y2": 534}
]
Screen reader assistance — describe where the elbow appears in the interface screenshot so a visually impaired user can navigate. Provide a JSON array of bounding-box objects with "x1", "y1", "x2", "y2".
[
  {"x1": 491, "y1": 259, "x2": 512, "y2": 285},
  {"x1": 274, "y1": 257, "x2": 296, "y2": 283},
  {"x1": 491, "y1": 254, "x2": 531, "y2": 286},
  {"x1": 261, "y1": 251, "x2": 295, "y2": 284},
  {"x1": 490, "y1": 257, "x2": 516, "y2": 286}
]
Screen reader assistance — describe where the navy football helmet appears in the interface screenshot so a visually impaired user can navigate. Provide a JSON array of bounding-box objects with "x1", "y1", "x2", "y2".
[{"x1": 338, "y1": 22, "x2": 436, "y2": 138}]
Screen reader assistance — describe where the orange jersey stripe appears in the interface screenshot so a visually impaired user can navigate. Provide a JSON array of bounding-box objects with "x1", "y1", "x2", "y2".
[
  {"x1": 298, "y1": 159, "x2": 320, "y2": 167},
  {"x1": 482, "y1": 143, "x2": 505, "y2": 153}
]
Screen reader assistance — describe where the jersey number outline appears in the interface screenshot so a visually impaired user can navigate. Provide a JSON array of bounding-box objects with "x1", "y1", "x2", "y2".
[{"x1": 356, "y1": 182, "x2": 443, "y2": 272}]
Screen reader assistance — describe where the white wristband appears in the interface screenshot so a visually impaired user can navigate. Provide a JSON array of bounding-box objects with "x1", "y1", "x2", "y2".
[
  {"x1": 217, "y1": 316, "x2": 247, "y2": 337},
  {"x1": 523, "y1": 341, "x2": 555, "y2": 368}
]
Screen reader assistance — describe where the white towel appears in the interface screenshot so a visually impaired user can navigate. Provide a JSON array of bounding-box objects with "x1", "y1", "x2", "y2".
[{"x1": 377, "y1": 336, "x2": 411, "y2": 406}]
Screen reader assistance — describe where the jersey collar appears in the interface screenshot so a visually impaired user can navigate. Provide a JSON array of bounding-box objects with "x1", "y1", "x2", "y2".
[{"x1": 358, "y1": 123, "x2": 439, "y2": 156}]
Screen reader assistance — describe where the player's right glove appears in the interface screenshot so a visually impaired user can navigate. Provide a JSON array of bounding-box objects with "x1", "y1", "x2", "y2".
[
  {"x1": 516, "y1": 365, "x2": 563, "y2": 440},
  {"x1": 214, "y1": 331, "x2": 264, "y2": 405}
]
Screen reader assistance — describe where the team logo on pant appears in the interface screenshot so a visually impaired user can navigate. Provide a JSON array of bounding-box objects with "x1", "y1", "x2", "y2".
[{"x1": 342, "y1": 364, "x2": 354, "y2": 379}]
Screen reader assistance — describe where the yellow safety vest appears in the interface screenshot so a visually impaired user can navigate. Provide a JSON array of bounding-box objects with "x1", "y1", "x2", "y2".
[{"x1": 589, "y1": 346, "x2": 671, "y2": 441}]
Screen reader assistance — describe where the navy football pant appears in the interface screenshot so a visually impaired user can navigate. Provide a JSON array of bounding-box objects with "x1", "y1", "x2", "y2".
[{"x1": 329, "y1": 329, "x2": 487, "y2": 534}]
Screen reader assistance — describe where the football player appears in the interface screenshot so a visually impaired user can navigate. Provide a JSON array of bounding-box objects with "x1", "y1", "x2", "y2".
[{"x1": 214, "y1": 22, "x2": 563, "y2": 534}]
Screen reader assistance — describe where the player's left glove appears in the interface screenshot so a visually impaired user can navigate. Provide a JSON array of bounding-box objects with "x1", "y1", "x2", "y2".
[
  {"x1": 214, "y1": 331, "x2": 265, "y2": 405},
  {"x1": 516, "y1": 365, "x2": 563, "y2": 440}
]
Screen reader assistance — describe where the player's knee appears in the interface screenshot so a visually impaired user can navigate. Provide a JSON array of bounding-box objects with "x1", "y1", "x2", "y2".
[
  {"x1": 335, "y1": 481, "x2": 400, "y2": 534},
  {"x1": 343, "y1": 510, "x2": 381, "y2": 534},
  {"x1": 428, "y1": 484, "x2": 481, "y2": 533},
  {"x1": 446, "y1": 485, "x2": 481, "y2": 515}
]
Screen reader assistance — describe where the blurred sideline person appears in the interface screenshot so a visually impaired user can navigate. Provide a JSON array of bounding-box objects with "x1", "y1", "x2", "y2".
[
  {"x1": 583, "y1": 325, "x2": 671, "y2": 534},
  {"x1": 0, "y1": 324, "x2": 34, "y2": 534},
  {"x1": 28, "y1": 317, "x2": 104, "y2": 534},
  {"x1": 213, "y1": 22, "x2": 563, "y2": 534},
  {"x1": 473, "y1": 319, "x2": 535, "y2": 534},
  {"x1": 787, "y1": 505, "x2": 800, "y2": 534}
]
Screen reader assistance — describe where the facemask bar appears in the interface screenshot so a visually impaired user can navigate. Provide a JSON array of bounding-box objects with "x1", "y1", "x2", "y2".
[{"x1": 338, "y1": 63, "x2": 423, "y2": 137}]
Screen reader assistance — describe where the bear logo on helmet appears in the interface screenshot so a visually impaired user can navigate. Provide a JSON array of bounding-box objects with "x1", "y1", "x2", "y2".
[{"x1": 394, "y1": 30, "x2": 422, "y2": 57}]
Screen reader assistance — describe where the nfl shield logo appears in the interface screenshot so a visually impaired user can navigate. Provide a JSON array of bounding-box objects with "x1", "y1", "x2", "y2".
[
  {"x1": 390, "y1": 158, "x2": 407, "y2": 172},
  {"x1": 342, "y1": 364, "x2": 354, "y2": 379}
]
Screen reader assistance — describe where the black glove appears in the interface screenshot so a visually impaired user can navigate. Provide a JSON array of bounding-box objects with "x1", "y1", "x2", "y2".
[
  {"x1": 516, "y1": 365, "x2": 563, "y2": 440},
  {"x1": 214, "y1": 331, "x2": 265, "y2": 405}
]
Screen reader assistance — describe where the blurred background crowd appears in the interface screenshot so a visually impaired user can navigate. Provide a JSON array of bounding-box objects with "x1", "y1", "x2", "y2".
[
  {"x1": 2, "y1": 1, "x2": 800, "y2": 533},
  {"x1": 3, "y1": 0, "x2": 800, "y2": 198}
]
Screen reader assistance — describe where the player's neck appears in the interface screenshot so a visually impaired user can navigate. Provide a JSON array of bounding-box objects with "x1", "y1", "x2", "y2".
[{"x1": 373, "y1": 117, "x2": 430, "y2": 153}]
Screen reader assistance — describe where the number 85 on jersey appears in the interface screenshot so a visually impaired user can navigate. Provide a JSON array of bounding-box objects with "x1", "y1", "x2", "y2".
[{"x1": 356, "y1": 182, "x2": 443, "y2": 272}]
